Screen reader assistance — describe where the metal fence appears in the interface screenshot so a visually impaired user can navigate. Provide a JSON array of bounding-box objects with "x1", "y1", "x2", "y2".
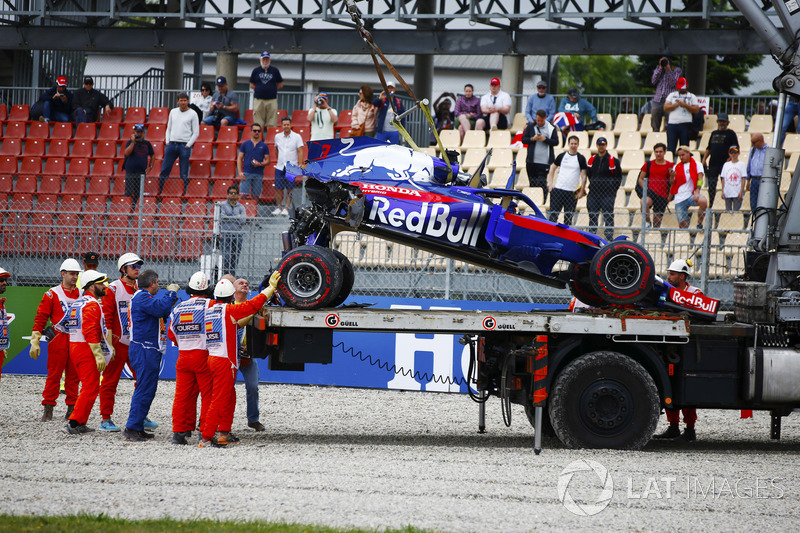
[{"x1": 0, "y1": 193, "x2": 750, "y2": 308}]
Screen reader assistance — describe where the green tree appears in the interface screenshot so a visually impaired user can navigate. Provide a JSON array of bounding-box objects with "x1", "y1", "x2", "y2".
[{"x1": 558, "y1": 56, "x2": 651, "y2": 95}]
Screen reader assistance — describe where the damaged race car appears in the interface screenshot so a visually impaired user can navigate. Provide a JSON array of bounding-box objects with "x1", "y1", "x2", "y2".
[{"x1": 273, "y1": 136, "x2": 718, "y2": 320}]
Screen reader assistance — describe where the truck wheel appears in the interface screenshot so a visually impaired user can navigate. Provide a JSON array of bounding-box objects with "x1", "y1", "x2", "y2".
[
  {"x1": 523, "y1": 402, "x2": 557, "y2": 441},
  {"x1": 328, "y1": 249, "x2": 355, "y2": 308},
  {"x1": 548, "y1": 351, "x2": 659, "y2": 450},
  {"x1": 590, "y1": 241, "x2": 654, "y2": 305},
  {"x1": 568, "y1": 263, "x2": 605, "y2": 307},
  {"x1": 277, "y1": 245, "x2": 343, "y2": 310}
]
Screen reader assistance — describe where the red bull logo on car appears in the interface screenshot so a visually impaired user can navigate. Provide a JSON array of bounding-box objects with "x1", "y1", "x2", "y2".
[{"x1": 669, "y1": 288, "x2": 719, "y2": 314}]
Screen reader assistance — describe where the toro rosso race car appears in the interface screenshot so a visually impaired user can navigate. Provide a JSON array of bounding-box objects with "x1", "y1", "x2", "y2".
[{"x1": 274, "y1": 136, "x2": 718, "y2": 319}]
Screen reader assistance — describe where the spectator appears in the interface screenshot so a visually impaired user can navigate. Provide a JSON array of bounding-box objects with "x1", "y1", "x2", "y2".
[
  {"x1": 0, "y1": 268, "x2": 8, "y2": 385},
  {"x1": 525, "y1": 80, "x2": 556, "y2": 123},
  {"x1": 250, "y1": 51, "x2": 283, "y2": 129},
  {"x1": 746, "y1": 133, "x2": 769, "y2": 214},
  {"x1": 433, "y1": 93, "x2": 455, "y2": 134},
  {"x1": 476, "y1": 78, "x2": 512, "y2": 131},
  {"x1": 349, "y1": 85, "x2": 376, "y2": 137},
  {"x1": 721, "y1": 146, "x2": 746, "y2": 212},
  {"x1": 702, "y1": 113, "x2": 738, "y2": 209},
  {"x1": 31, "y1": 76, "x2": 72, "y2": 123},
  {"x1": 650, "y1": 57, "x2": 682, "y2": 133},
  {"x1": 71, "y1": 77, "x2": 112, "y2": 124},
  {"x1": 557, "y1": 87, "x2": 597, "y2": 128},
  {"x1": 203, "y1": 76, "x2": 240, "y2": 127},
  {"x1": 83, "y1": 252, "x2": 99, "y2": 271},
  {"x1": 218, "y1": 186, "x2": 246, "y2": 276},
  {"x1": 583, "y1": 136, "x2": 622, "y2": 241},
  {"x1": 122, "y1": 124, "x2": 155, "y2": 206},
  {"x1": 308, "y1": 92, "x2": 338, "y2": 141},
  {"x1": 373, "y1": 82, "x2": 405, "y2": 144},
  {"x1": 669, "y1": 146, "x2": 708, "y2": 229},
  {"x1": 195, "y1": 82, "x2": 215, "y2": 122},
  {"x1": 237, "y1": 124, "x2": 271, "y2": 200},
  {"x1": 273, "y1": 117, "x2": 304, "y2": 216},
  {"x1": 663, "y1": 77, "x2": 699, "y2": 155},
  {"x1": 637, "y1": 142, "x2": 673, "y2": 228},
  {"x1": 780, "y1": 97, "x2": 799, "y2": 146},
  {"x1": 547, "y1": 135, "x2": 587, "y2": 226},
  {"x1": 521, "y1": 109, "x2": 559, "y2": 203},
  {"x1": 160, "y1": 92, "x2": 199, "y2": 194},
  {"x1": 454, "y1": 84, "x2": 482, "y2": 142}
]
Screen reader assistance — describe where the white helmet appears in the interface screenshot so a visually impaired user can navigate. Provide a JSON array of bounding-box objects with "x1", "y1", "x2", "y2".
[
  {"x1": 117, "y1": 253, "x2": 143, "y2": 272},
  {"x1": 668, "y1": 259, "x2": 692, "y2": 276},
  {"x1": 60, "y1": 258, "x2": 82, "y2": 273},
  {"x1": 81, "y1": 270, "x2": 109, "y2": 290},
  {"x1": 0, "y1": 267, "x2": 9, "y2": 279},
  {"x1": 214, "y1": 278, "x2": 235, "y2": 298},
  {"x1": 189, "y1": 272, "x2": 210, "y2": 291}
]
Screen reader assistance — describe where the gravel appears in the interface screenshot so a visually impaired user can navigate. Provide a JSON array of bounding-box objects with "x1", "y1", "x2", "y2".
[{"x1": 1, "y1": 373, "x2": 799, "y2": 531}]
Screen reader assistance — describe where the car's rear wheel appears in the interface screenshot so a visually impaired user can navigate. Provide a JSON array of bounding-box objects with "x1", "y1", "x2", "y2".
[
  {"x1": 277, "y1": 245, "x2": 343, "y2": 309},
  {"x1": 328, "y1": 249, "x2": 355, "y2": 308},
  {"x1": 568, "y1": 263, "x2": 605, "y2": 308},
  {"x1": 589, "y1": 241, "x2": 654, "y2": 305}
]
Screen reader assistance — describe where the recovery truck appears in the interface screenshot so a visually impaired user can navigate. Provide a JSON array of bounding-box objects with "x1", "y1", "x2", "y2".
[{"x1": 248, "y1": 0, "x2": 800, "y2": 451}]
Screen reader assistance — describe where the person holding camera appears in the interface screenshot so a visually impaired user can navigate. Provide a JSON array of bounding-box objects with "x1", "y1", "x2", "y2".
[
  {"x1": 202, "y1": 76, "x2": 240, "y2": 127},
  {"x1": 122, "y1": 124, "x2": 154, "y2": 206},
  {"x1": 651, "y1": 56, "x2": 682, "y2": 133},
  {"x1": 30, "y1": 76, "x2": 72, "y2": 123},
  {"x1": 308, "y1": 92, "x2": 338, "y2": 141}
]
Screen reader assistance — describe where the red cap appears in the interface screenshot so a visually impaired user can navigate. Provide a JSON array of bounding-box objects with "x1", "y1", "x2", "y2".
[
  {"x1": 490, "y1": 77, "x2": 500, "y2": 86},
  {"x1": 676, "y1": 77, "x2": 688, "y2": 90},
  {"x1": 56, "y1": 76, "x2": 67, "y2": 87}
]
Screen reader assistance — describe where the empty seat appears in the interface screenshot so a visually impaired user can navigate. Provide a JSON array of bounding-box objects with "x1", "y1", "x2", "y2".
[
  {"x1": 67, "y1": 159, "x2": 91, "y2": 178},
  {"x1": 149, "y1": 141, "x2": 165, "y2": 160},
  {"x1": 727, "y1": 114, "x2": 746, "y2": 132},
  {"x1": 71, "y1": 140, "x2": 93, "y2": 158},
  {"x1": 0, "y1": 139, "x2": 22, "y2": 156},
  {"x1": 487, "y1": 148, "x2": 514, "y2": 171},
  {"x1": 438, "y1": 129, "x2": 461, "y2": 150},
  {"x1": 213, "y1": 161, "x2": 236, "y2": 179},
  {"x1": 186, "y1": 179, "x2": 210, "y2": 197},
  {"x1": 620, "y1": 150, "x2": 645, "y2": 173},
  {"x1": 87, "y1": 176, "x2": 111, "y2": 196},
  {"x1": 35, "y1": 194, "x2": 59, "y2": 212},
  {"x1": 487, "y1": 130, "x2": 511, "y2": 148},
  {"x1": 509, "y1": 113, "x2": 528, "y2": 134},
  {"x1": 63, "y1": 176, "x2": 86, "y2": 195},
  {"x1": 189, "y1": 142, "x2": 213, "y2": 161},
  {"x1": 95, "y1": 141, "x2": 119, "y2": 159},
  {"x1": 84, "y1": 195, "x2": 108, "y2": 213},
  {"x1": 145, "y1": 124, "x2": 166, "y2": 142},
  {"x1": 161, "y1": 178, "x2": 185, "y2": 197},
  {"x1": 642, "y1": 132, "x2": 667, "y2": 154},
  {"x1": 148, "y1": 107, "x2": 170, "y2": 124},
  {"x1": 38, "y1": 176, "x2": 62, "y2": 194},
  {"x1": 93, "y1": 159, "x2": 116, "y2": 177},
  {"x1": 216, "y1": 126, "x2": 240, "y2": 143},
  {"x1": 28, "y1": 122, "x2": 50, "y2": 140},
  {"x1": 748, "y1": 114, "x2": 773, "y2": 133},
  {"x1": 108, "y1": 196, "x2": 133, "y2": 214},
  {"x1": 51, "y1": 122, "x2": 73, "y2": 140},
  {"x1": 23, "y1": 139, "x2": 46, "y2": 157},
  {"x1": 291, "y1": 109, "x2": 310, "y2": 128},
  {"x1": 8, "y1": 105, "x2": 30, "y2": 121},
  {"x1": 18, "y1": 156, "x2": 42, "y2": 178},
  {"x1": 462, "y1": 130, "x2": 487, "y2": 149},
  {"x1": 197, "y1": 125, "x2": 215, "y2": 143},
  {"x1": 159, "y1": 196, "x2": 183, "y2": 215},
  {"x1": 460, "y1": 148, "x2": 488, "y2": 171},
  {"x1": 0, "y1": 172, "x2": 13, "y2": 192},
  {"x1": 189, "y1": 161, "x2": 211, "y2": 179},
  {"x1": 703, "y1": 114, "x2": 718, "y2": 131},
  {"x1": 10, "y1": 193, "x2": 34, "y2": 212},
  {"x1": 4, "y1": 121, "x2": 27, "y2": 139},
  {"x1": 98, "y1": 123, "x2": 120, "y2": 141},
  {"x1": 102, "y1": 107, "x2": 124, "y2": 123},
  {"x1": 42, "y1": 157, "x2": 66, "y2": 176},
  {"x1": 47, "y1": 139, "x2": 70, "y2": 158},
  {"x1": 214, "y1": 143, "x2": 238, "y2": 161},
  {"x1": 210, "y1": 179, "x2": 235, "y2": 200},
  {"x1": 615, "y1": 132, "x2": 642, "y2": 153},
  {"x1": 60, "y1": 194, "x2": 83, "y2": 212},
  {"x1": 612, "y1": 114, "x2": 638, "y2": 133},
  {"x1": 74, "y1": 123, "x2": 97, "y2": 140},
  {"x1": 125, "y1": 107, "x2": 147, "y2": 124}
]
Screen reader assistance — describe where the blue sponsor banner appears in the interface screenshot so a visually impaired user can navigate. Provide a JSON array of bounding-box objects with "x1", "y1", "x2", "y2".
[{"x1": 4, "y1": 293, "x2": 564, "y2": 392}]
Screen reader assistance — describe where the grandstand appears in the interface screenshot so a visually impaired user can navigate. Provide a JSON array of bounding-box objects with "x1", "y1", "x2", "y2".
[{"x1": 0, "y1": 102, "x2": 769, "y2": 301}]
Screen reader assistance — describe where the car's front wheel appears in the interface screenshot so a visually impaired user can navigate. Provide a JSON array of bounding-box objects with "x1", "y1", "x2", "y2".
[{"x1": 589, "y1": 241, "x2": 654, "y2": 305}]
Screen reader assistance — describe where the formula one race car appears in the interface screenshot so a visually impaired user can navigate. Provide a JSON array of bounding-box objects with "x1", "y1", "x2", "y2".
[{"x1": 273, "y1": 136, "x2": 718, "y2": 319}]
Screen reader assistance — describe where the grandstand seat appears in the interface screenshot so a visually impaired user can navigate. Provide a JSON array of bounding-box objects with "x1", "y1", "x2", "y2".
[
  {"x1": 52, "y1": 215, "x2": 79, "y2": 253},
  {"x1": 736, "y1": 132, "x2": 752, "y2": 153},
  {"x1": 642, "y1": 132, "x2": 667, "y2": 154},
  {"x1": 84, "y1": 195, "x2": 108, "y2": 213},
  {"x1": 294, "y1": 127, "x2": 311, "y2": 142},
  {"x1": 159, "y1": 197, "x2": 183, "y2": 215},
  {"x1": 214, "y1": 143, "x2": 238, "y2": 161},
  {"x1": 597, "y1": 113, "x2": 613, "y2": 130},
  {"x1": 462, "y1": 130, "x2": 487, "y2": 149},
  {"x1": 4, "y1": 121, "x2": 27, "y2": 139},
  {"x1": 259, "y1": 177, "x2": 276, "y2": 203},
  {"x1": 437, "y1": 129, "x2": 461, "y2": 150},
  {"x1": 0, "y1": 104, "x2": 5, "y2": 122},
  {"x1": 121, "y1": 124, "x2": 137, "y2": 141},
  {"x1": 38, "y1": 176, "x2": 61, "y2": 194},
  {"x1": 264, "y1": 127, "x2": 283, "y2": 145},
  {"x1": 87, "y1": 176, "x2": 111, "y2": 196},
  {"x1": 615, "y1": 132, "x2": 642, "y2": 153},
  {"x1": 74, "y1": 123, "x2": 97, "y2": 140},
  {"x1": 748, "y1": 114, "x2": 773, "y2": 133},
  {"x1": 0, "y1": 192, "x2": 9, "y2": 210},
  {"x1": 213, "y1": 161, "x2": 236, "y2": 179},
  {"x1": 106, "y1": 214, "x2": 132, "y2": 230},
  {"x1": 612, "y1": 114, "x2": 638, "y2": 133},
  {"x1": 784, "y1": 133, "x2": 800, "y2": 154},
  {"x1": 210, "y1": 179, "x2": 235, "y2": 200},
  {"x1": 144, "y1": 124, "x2": 167, "y2": 142},
  {"x1": 0, "y1": 139, "x2": 22, "y2": 156},
  {"x1": 185, "y1": 198, "x2": 211, "y2": 216},
  {"x1": 148, "y1": 107, "x2": 169, "y2": 124},
  {"x1": 10, "y1": 193, "x2": 34, "y2": 212},
  {"x1": 186, "y1": 179, "x2": 210, "y2": 198},
  {"x1": 216, "y1": 126, "x2": 240, "y2": 143},
  {"x1": 8, "y1": 105, "x2": 30, "y2": 121},
  {"x1": 0, "y1": 172, "x2": 13, "y2": 192},
  {"x1": 95, "y1": 141, "x2": 119, "y2": 160},
  {"x1": 460, "y1": 148, "x2": 488, "y2": 172},
  {"x1": 60, "y1": 194, "x2": 83, "y2": 212},
  {"x1": 47, "y1": 139, "x2": 70, "y2": 158},
  {"x1": 190, "y1": 142, "x2": 213, "y2": 161},
  {"x1": 488, "y1": 167, "x2": 514, "y2": 189},
  {"x1": 50, "y1": 122, "x2": 73, "y2": 140},
  {"x1": 25, "y1": 212, "x2": 56, "y2": 253},
  {"x1": 244, "y1": 109, "x2": 254, "y2": 126},
  {"x1": 487, "y1": 148, "x2": 514, "y2": 171},
  {"x1": 181, "y1": 232, "x2": 208, "y2": 260},
  {"x1": 161, "y1": 178, "x2": 184, "y2": 198},
  {"x1": 703, "y1": 114, "x2": 718, "y2": 131},
  {"x1": 98, "y1": 123, "x2": 120, "y2": 141},
  {"x1": 114, "y1": 160, "x2": 126, "y2": 178},
  {"x1": 189, "y1": 161, "x2": 212, "y2": 180},
  {"x1": 338, "y1": 110, "x2": 353, "y2": 128},
  {"x1": 150, "y1": 141, "x2": 165, "y2": 160},
  {"x1": 110, "y1": 176, "x2": 126, "y2": 196},
  {"x1": 291, "y1": 110, "x2": 310, "y2": 128},
  {"x1": 101, "y1": 233, "x2": 128, "y2": 255},
  {"x1": 27, "y1": 122, "x2": 49, "y2": 140},
  {"x1": 18, "y1": 156, "x2": 42, "y2": 178},
  {"x1": 35, "y1": 194, "x2": 59, "y2": 212},
  {"x1": 241, "y1": 198, "x2": 258, "y2": 218},
  {"x1": 138, "y1": 196, "x2": 158, "y2": 215},
  {"x1": 23, "y1": 139, "x2": 46, "y2": 157},
  {"x1": 639, "y1": 114, "x2": 655, "y2": 134},
  {"x1": 63, "y1": 176, "x2": 86, "y2": 196},
  {"x1": 66, "y1": 159, "x2": 91, "y2": 178},
  {"x1": 727, "y1": 114, "x2": 746, "y2": 133},
  {"x1": 108, "y1": 196, "x2": 133, "y2": 214},
  {"x1": 487, "y1": 130, "x2": 511, "y2": 148},
  {"x1": 146, "y1": 161, "x2": 162, "y2": 178},
  {"x1": 335, "y1": 125, "x2": 350, "y2": 139},
  {"x1": 15, "y1": 175, "x2": 37, "y2": 193},
  {"x1": 197, "y1": 125, "x2": 215, "y2": 143},
  {"x1": 70, "y1": 140, "x2": 93, "y2": 158},
  {"x1": 277, "y1": 109, "x2": 288, "y2": 122},
  {"x1": 93, "y1": 159, "x2": 116, "y2": 178},
  {"x1": 125, "y1": 107, "x2": 147, "y2": 125},
  {"x1": 102, "y1": 107, "x2": 124, "y2": 123},
  {"x1": 509, "y1": 113, "x2": 528, "y2": 134},
  {"x1": 620, "y1": 150, "x2": 645, "y2": 173}
]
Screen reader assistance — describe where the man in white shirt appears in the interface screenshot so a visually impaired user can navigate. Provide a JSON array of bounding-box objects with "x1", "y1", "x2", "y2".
[
  {"x1": 475, "y1": 78, "x2": 512, "y2": 131},
  {"x1": 547, "y1": 135, "x2": 588, "y2": 226},
  {"x1": 669, "y1": 146, "x2": 708, "y2": 229},
  {"x1": 273, "y1": 117, "x2": 305, "y2": 216},
  {"x1": 160, "y1": 92, "x2": 199, "y2": 194},
  {"x1": 308, "y1": 92, "x2": 338, "y2": 141},
  {"x1": 663, "y1": 77, "x2": 699, "y2": 156}
]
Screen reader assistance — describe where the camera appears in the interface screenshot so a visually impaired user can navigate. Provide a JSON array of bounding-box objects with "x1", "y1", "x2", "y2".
[
  {"x1": 316, "y1": 97, "x2": 325, "y2": 106},
  {"x1": 660, "y1": 58, "x2": 669, "y2": 67}
]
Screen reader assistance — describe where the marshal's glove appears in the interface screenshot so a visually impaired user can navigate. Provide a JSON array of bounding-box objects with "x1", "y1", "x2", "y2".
[
  {"x1": 29, "y1": 331, "x2": 43, "y2": 360},
  {"x1": 260, "y1": 271, "x2": 281, "y2": 298},
  {"x1": 166, "y1": 283, "x2": 180, "y2": 293},
  {"x1": 89, "y1": 343, "x2": 106, "y2": 372}
]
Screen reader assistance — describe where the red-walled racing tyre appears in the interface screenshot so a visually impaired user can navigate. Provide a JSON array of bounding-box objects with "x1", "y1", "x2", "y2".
[
  {"x1": 328, "y1": 249, "x2": 355, "y2": 308},
  {"x1": 589, "y1": 241, "x2": 654, "y2": 305},
  {"x1": 277, "y1": 245, "x2": 343, "y2": 309},
  {"x1": 568, "y1": 263, "x2": 605, "y2": 308}
]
